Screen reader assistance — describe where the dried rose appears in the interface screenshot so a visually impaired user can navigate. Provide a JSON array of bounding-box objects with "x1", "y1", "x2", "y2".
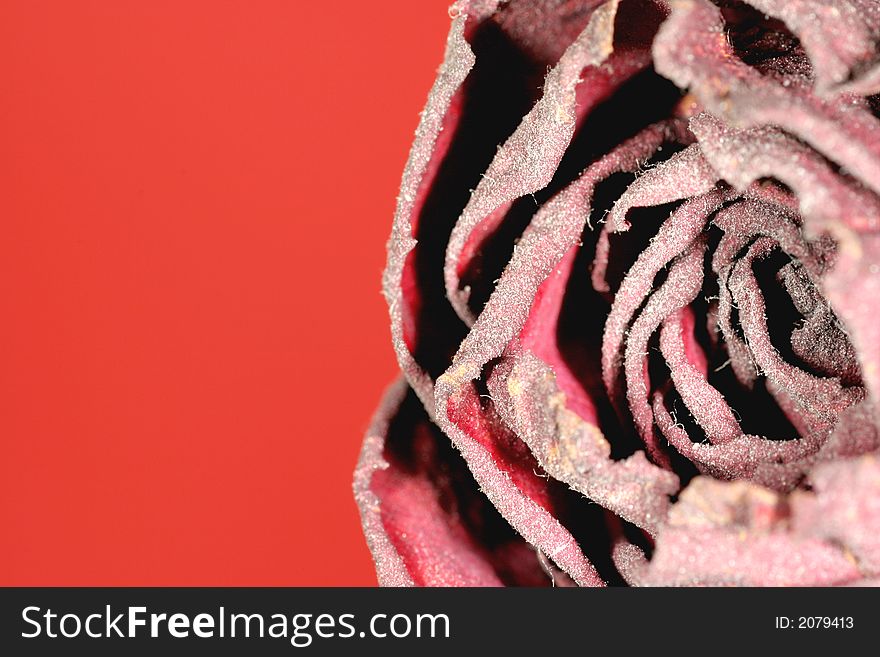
[{"x1": 354, "y1": 0, "x2": 880, "y2": 586}]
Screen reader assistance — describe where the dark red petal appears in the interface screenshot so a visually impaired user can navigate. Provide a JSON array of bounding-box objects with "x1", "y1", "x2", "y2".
[
  {"x1": 780, "y1": 262, "x2": 861, "y2": 385},
  {"x1": 354, "y1": 381, "x2": 418, "y2": 586},
  {"x1": 450, "y1": 122, "x2": 675, "y2": 381},
  {"x1": 711, "y1": 198, "x2": 818, "y2": 278},
  {"x1": 710, "y1": 198, "x2": 819, "y2": 389},
  {"x1": 651, "y1": 388, "x2": 816, "y2": 489},
  {"x1": 716, "y1": 266, "x2": 760, "y2": 388},
  {"x1": 426, "y1": 124, "x2": 681, "y2": 567},
  {"x1": 659, "y1": 308, "x2": 742, "y2": 444},
  {"x1": 728, "y1": 238, "x2": 861, "y2": 432},
  {"x1": 434, "y1": 379, "x2": 605, "y2": 585},
  {"x1": 384, "y1": 4, "x2": 480, "y2": 409}
]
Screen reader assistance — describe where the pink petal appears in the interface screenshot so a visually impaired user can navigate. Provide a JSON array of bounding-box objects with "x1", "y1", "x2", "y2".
[
  {"x1": 601, "y1": 189, "x2": 728, "y2": 406},
  {"x1": 592, "y1": 143, "x2": 717, "y2": 293}
]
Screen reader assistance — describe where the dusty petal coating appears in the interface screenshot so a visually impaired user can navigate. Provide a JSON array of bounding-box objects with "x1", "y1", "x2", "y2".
[{"x1": 356, "y1": 0, "x2": 880, "y2": 586}]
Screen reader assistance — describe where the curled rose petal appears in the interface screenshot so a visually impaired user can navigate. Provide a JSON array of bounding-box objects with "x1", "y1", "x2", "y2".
[
  {"x1": 383, "y1": 2, "x2": 480, "y2": 411},
  {"x1": 659, "y1": 308, "x2": 742, "y2": 445},
  {"x1": 592, "y1": 143, "x2": 717, "y2": 293},
  {"x1": 433, "y1": 376, "x2": 606, "y2": 586},
  {"x1": 601, "y1": 190, "x2": 727, "y2": 405},
  {"x1": 727, "y1": 238, "x2": 862, "y2": 430},
  {"x1": 451, "y1": 122, "x2": 677, "y2": 381},
  {"x1": 621, "y1": 238, "x2": 709, "y2": 465}
]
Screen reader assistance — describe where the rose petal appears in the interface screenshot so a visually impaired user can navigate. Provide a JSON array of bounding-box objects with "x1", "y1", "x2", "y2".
[
  {"x1": 592, "y1": 143, "x2": 717, "y2": 293},
  {"x1": 450, "y1": 122, "x2": 676, "y2": 384},
  {"x1": 728, "y1": 237, "x2": 862, "y2": 430},
  {"x1": 601, "y1": 190, "x2": 728, "y2": 406},
  {"x1": 822, "y1": 232, "x2": 880, "y2": 408},
  {"x1": 444, "y1": 0, "x2": 623, "y2": 324},
  {"x1": 660, "y1": 308, "x2": 742, "y2": 444},
  {"x1": 355, "y1": 380, "x2": 552, "y2": 586},
  {"x1": 622, "y1": 238, "x2": 708, "y2": 466},
  {"x1": 385, "y1": 4, "x2": 484, "y2": 410},
  {"x1": 792, "y1": 454, "x2": 880, "y2": 575},
  {"x1": 434, "y1": 378, "x2": 605, "y2": 585},
  {"x1": 624, "y1": 457, "x2": 880, "y2": 586},
  {"x1": 654, "y1": 0, "x2": 880, "y2": 195}
]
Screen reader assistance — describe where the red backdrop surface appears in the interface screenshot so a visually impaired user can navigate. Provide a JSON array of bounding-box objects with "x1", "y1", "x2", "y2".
[{"x1": 0, "y1": 0, "x2": 452, "y2": 585}]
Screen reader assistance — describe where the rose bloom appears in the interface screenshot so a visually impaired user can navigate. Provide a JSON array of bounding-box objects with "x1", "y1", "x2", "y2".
[{"x1": 354, "y1": 0, "x2": 880, "y2": 586}]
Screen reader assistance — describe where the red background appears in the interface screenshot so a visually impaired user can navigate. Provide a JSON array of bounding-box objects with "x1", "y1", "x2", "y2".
[{"x1": 0, "y1": 0, "x2": 451, "y2": 585}]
